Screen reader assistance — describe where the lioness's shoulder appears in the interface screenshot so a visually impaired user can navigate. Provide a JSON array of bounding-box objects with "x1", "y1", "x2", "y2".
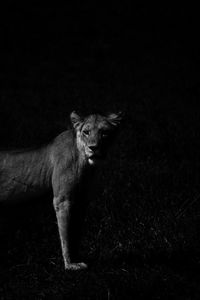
[
  {"x1": 49, "y1": 129, "x2": 75, "y2": 164},
  {"x1": 53, "y1": 130, "x2": 74, "y2": 147}
]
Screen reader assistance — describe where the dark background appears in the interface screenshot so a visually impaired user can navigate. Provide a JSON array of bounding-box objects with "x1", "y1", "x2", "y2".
[{"x1": 1, "y1": 3, "x2": 200, "y2": 299}]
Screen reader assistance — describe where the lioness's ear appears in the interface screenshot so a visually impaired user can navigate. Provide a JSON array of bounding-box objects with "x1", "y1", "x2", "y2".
[
  {"x1": 70, "y1": 111, "x2": 83, "y2": 129},
  {"x1": 107, "y1": 111, "x2": 123, "y2": 127}
]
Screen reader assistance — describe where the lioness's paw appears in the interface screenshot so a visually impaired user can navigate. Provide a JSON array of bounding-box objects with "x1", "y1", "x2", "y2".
[{"x1": 65, "y1": 262, "x2": 88, "y2": 271}]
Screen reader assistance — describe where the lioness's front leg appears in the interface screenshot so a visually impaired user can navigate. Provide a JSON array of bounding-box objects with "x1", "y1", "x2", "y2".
[{"x1": 53, "y1": 196, "x2": 87, "y2": 271}]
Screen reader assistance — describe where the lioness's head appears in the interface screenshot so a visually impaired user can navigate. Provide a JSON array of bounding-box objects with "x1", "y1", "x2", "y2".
[{"x1": 70, "y1": 111, "x2": 123, "y2": 165}]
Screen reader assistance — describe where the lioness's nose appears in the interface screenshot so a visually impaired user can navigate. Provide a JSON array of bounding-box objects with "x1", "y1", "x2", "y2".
[{"x1": 89, "y1": 145, "x2": 98, "y2": 151}]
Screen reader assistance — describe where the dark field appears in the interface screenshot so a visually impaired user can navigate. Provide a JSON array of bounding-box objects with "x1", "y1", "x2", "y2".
[{"x1": 1, "y1": 5, "x2": 200, "y2": 299}]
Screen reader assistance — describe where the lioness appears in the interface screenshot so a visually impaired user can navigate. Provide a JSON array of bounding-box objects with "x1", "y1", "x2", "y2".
[{"x1": 0, "y1": 111, "x2": 122, "y2": 270}]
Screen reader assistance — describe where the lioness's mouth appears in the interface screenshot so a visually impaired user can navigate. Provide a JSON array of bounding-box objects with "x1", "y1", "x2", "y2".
[
  {"x1": 88, "y1": 155, "x2": 102, "y2": 165},
  {"x1": 89, "y1": 154, "x2": 101, "y2": 160},
  {"x1": 87, "y1": 149, "x2": 100, "y2": 157},
  {"x1": 87, "y1": 151, "x2": 103, "y2": 164}
]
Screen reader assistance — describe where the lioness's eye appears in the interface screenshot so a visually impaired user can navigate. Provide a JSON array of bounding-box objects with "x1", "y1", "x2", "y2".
[{"x1": 83, "y1": 129, "x2": 90, "y2": 135}]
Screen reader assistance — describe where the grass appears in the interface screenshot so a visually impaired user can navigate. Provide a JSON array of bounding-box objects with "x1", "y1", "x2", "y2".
[{"x1": 1, "y1": 32, "x2": 200, "y2": 299}]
